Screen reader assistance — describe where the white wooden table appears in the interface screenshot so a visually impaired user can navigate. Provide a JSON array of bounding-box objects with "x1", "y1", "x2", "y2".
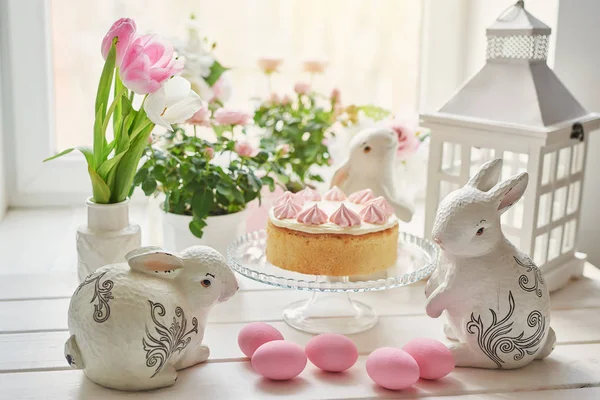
[{"x1": 1, "y1": 207, "x2": 600, "y2": 399}]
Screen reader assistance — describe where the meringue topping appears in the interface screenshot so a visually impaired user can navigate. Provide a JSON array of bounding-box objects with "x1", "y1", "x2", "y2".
[
  {"x1": 323, "y1": 186, "x2": 347, "y2": 201},
  {"x1": 365, "y1": 196, "x2": 394, "y2": 216},
  {"x1": 329, "y1": 203, "x2": 361, "y2": 227},
  {"x1": 273, "y1": 199, "x2": 302, "y2": 219},
  {"x1": 274, "y1": 191, "x2": 304, "y2": 207},
  {"x1": 296, "y1": 187, "x2": 321, "y2": 202},
  {"x1": 348, "y1": 188, "x2": 375, "y2": 204},
  {"x1": 296, "y1": 204, "x2": 328, "y2": 225},
  {"x1": 359, "y1": 203, "x2": 388, "y2": 225}
]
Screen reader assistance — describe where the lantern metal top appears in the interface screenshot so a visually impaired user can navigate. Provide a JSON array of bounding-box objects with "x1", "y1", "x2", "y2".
[{"x1": 487, "y1": 1, "x2": 551, "y2": 36}]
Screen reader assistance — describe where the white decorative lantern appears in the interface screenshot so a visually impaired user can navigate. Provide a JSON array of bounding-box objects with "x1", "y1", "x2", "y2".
[{"x1": 421, "y1": 1, "x2": 600, "y2": 291}]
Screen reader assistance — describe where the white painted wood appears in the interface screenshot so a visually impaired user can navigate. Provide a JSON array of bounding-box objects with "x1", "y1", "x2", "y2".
[
  {"x1": 0, "y1": 343, "x2": 599, "y2": 400},
  {"x1": 4, "y1": 306, "x2": 600, "y2": 374}
]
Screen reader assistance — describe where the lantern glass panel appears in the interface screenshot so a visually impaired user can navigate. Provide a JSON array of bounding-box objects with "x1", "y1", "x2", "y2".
[
  {"x1": 571, "y1": 142, "x2": 585, "y2": 174},
  {"x1": 562, "y1": 219, "x2": 577, "y2": 254},
  {"x1": 557, "y1": 147, "x2": 572, "y2": 181},
  {"x1": 534, "y1": 233, "x2": 548, "y2": 266},
  {"x1": 442, "y1": 142, "x2": 461, "y2": 176},
  {"x1": 552, "y1": 186, "x2": 568, "y2": 222},
  {"x1": 541, "y1": 152, "x2": 555, "y2": 186},
  {"x1": 439, "y1": 180, "x2": 459, "y2": 203},
  {"x1": 470, "y1": 147, "x2": 497, "y2": 177},
  {"x1": 567, "y1": 180, "x2": 581, "y2": 215},
  {"x1": 549, "y1": 226, "x2": 563, "y2": 261},
  {"x1": 537, "y1": 192, "x2": 552, "y2": 228}
]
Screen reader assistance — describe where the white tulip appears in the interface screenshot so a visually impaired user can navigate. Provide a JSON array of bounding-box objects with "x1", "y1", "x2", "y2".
[{"x1": 144, "y1": 76, "x2": 203, "y2": 131}]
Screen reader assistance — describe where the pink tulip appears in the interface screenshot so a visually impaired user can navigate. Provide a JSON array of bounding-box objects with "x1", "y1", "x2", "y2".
[
  {"x1": 213, "y1": 108, "x2": 253, "y2": 126},
  {"x1": 257, "y1": 57, "x2": 283, "y2": 74},
  {"x1": 101, "y1": 18, "x2": 137, "y2": 66},
  {"x1": 187, "y1": 107, "x2": 211, "y2": 126},
  {"x1": 391, "y1": 122, "x2": 420, "y2": 159},
  {"x1": 294, "y1": 82, "x2": 311, "y2": 95},
  {"x1": 234, "y1": 141, "x2": 257, "y2": 157},
  {"x1": 303, "y1": 59, "x2": 327, "y2": 74},
  {"x1": 120, "y1": 34, "x2": 183, "y2": 94},
  {"x1": 204, "y1": 147, "x2": 215, "y2": 160}
]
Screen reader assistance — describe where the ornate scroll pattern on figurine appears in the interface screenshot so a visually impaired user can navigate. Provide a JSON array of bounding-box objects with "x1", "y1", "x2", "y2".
[
  {"x1": 74, "y1": 271, "x2": 114, "y2": 323},
  {"x1": 514, "y1": 255, "x2": 544, "y2": 297},
  {"x1": 143, "y1": 300, "x2": 199, "y2": 378},
  {"x1": 466, "y1": 291, "x2": 546, "y2": 368}
]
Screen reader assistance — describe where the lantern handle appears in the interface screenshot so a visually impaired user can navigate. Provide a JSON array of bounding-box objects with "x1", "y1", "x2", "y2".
[{"x1": 497, "y1": 1, "x2": 525, "y2": 22}]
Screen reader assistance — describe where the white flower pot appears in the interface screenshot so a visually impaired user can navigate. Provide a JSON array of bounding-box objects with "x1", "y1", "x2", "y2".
[
  {"x1": 76, "y1": 198, "x2": 141, "y2": 282},
  {"x1": 161, "y1": 209, "x2": 248, "y2": 255}
]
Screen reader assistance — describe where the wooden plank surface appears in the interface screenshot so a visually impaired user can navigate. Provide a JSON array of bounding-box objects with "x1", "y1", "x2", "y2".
[{"x1": 0, "y1": 343, "x2": 598, "y2": 400}]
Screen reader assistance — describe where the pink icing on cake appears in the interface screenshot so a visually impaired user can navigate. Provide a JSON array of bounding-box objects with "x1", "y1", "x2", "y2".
[
  {"x1": 366, "y1": 196, "x2": 394, "y2": 216},
  {"x1": 296, "y1": 204, "x2": 327, "y2": 225},
  {"x1": 323, "y1": 186, "x2": 347, "y2": 201},
  {"x1": 329, "y1": 204, "x2": 361, "y2": 227},
  {"x1": 273, "y1": 199, "x2": 302, "y2": 219},
  {"x1": 296, "y1": 187, "x2": 321, "y2": 202},
  {"x1": 274, "y1": 191, "x2": 304, "y2": 207},
  {"x1": 348, "y1": 188, "x2": 375, "y2": 204},
  {"x1": 359, "y1": 204, "x2": 388, "y2": 225}
]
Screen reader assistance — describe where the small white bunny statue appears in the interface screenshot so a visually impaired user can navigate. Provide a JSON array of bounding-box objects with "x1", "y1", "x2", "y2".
[
  {"x1": 64, "y1": 245, "x2": 238, "y2": 391},
  {"x1": 425, "y1": 158, "x2": 555, "y2": 369},
  {"x1": 331, "y1": 127, "x2": 414, "y2": 222}
]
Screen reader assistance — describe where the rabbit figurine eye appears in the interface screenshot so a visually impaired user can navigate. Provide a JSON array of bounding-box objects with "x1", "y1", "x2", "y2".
[
  {"x1": 476, "y1": 227, "x2": 485, "y2": 236},
  {"x1": 363, "y1": 146, "x2": 371, "y2": 153},
  {"x1": 201, "y1": 279, "x2": 212, "y2": 288}
]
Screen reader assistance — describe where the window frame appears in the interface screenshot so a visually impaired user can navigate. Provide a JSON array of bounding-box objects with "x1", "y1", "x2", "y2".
[{"x1": 0, "y1": 0, "x2": 469, "y2": 207}]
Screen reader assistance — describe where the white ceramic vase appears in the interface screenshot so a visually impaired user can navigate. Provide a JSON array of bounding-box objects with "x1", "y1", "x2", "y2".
[
  {"x1": 76, "y1": 198, "x2": 141, "y2": 282},
  {"x1": 161, "y1": 208, "x2": 248, "y2": 255}
]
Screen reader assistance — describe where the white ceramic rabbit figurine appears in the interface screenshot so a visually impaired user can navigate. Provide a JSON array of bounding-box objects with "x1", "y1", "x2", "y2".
[
  {"x1": 331, "y1": 127, "x2": 414, "y2": 222},
  {"x1": 64, "y1": 245, "x2": 238, "y2": 391},
  {"x1": 425, "y1": 158, "x2": 555, "y2": 369}
]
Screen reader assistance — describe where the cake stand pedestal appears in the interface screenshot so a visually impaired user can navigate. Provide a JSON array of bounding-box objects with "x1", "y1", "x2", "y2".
[{"x1": 227, "y1": 230, "x2": 437, "y2": 334}]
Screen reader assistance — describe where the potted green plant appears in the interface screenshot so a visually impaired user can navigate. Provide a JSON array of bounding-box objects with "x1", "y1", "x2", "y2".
[
  {"x1": 44, "y1": 18, "x2": 202, "y2": 281},
  {"x1": 134, "y1": 108, "x2": 284, "y2": 254}
]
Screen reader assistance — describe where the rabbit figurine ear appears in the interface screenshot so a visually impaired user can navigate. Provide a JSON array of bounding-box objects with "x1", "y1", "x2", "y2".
[
  {"x1": 125, "y1": 246, "x2": 184, "y2": 275},
  {"x1": 489, "y1": 172, "x2": 529, "y2": 214},
  {"x1": 467, "y1": 158, "x2": 503, "y2": 192},
  {"x1": 331, "y1": 160, "x2": 350, "y2": 189}
]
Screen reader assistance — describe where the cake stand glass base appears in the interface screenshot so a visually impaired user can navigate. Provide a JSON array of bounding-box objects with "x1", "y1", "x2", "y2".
[{"x1": 283, "y1": 292, "x2": 378, "y2": 334}]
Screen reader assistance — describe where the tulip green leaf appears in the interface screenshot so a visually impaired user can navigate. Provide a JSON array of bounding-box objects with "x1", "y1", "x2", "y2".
[
  {"x1": 205, "y1": 60, "x2": 228, "y2": 86},
  {"x1": 88, "y1": 166, "x2": 111, "y2": 204}
]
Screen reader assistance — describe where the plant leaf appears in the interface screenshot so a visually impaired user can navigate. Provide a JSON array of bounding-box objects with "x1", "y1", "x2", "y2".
[
  {"x1": 43, "y1": 148, "x2": 74, "y2": 162},
  {"x1": 93, "y1": 105, "x2": 105, "y2": 168},
  {"x1": 97, "y1": 150, "x2": 127, "y2": 180},
  {"x1": 191, "y1": 187, "x2": 213, "y2": 217},
  {"x1": 88, "y1": 166, "x2": 111, "y2": 204},
  {"x1": 357, "y1": 105, "x2": 391, "y2": 121},
  {"x1": 205, "y1": 60, "x2": 228, "y2": 86},
  {"x1": 95, "y1": 42, "x2": 116, "y2": 118},
  {"x1": 189, "y1": 217, "x2": 207, "y2": 238},
  {"x1": 113, "y1": 69, "x2": 124, "y2": 140}
]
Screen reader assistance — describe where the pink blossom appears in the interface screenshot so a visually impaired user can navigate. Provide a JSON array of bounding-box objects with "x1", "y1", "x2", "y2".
[
  {"x1": 101, "y1": 18, "x2": 137, "y2": 66},
  {"x1": 278, "y1": 144, "x2": 290, "y2": 155},
  {"x1": 269, "y1": 93, "x2": 280, "y2": 105},
  {"x1": 303, "y1": 59, "x2": 327, "y2": 74},
  {"x1": 294, "y1": 82, "x2": 311, "y2": 95},
  {"x1": 330, "y1": 87, "x2": 341, "y2": 105},
  {"x1": 281, "y1": 95, "x2": 292, "y2": 105},
  {"x1": 204, "y1": 147, "x2": 215, "y2": 160},
  {"x1": 187, "y1": 107, "x2": 211, "y2": 126},
  {"x1": 211, "y1": 73, "x2": 233, "y2": 103},
  {"x1": 213, "y1": 108, "x2": 253, "y2": 126},
  {"x1": 234, "y1": 141, "x2": 257, "y2": 157},
  {"x1": 257, "y1": 57, "x2": 283, "y2": 74},
  {"x1": 119, "y1": 34, "x2": 184, "y2": 94},
  {"x1": 391, "y1": 122, "x2": 420, "y2": 159}
]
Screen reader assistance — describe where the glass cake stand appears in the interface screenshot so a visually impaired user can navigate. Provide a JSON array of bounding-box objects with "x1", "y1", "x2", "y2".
[{"x1": 227, "y1": 230, "x2": 438, "y2": 334}]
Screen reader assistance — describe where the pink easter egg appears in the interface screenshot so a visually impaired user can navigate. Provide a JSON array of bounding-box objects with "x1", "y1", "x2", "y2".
[
  {"x1": 251, "y1": 340, "x2": 307, "y2": 380},
  {"x1": 305, "y1": 333, "x2": 358, "y2": 372},
  {"x1": 238, "y1": 322, "x2": 284, "y2": 358},
  {"x1": 403, "y1": 338, "x2": 455, "y2": 380},
  {"x1": 366, "y1": 347, "x2": 420, "y2": 390}
]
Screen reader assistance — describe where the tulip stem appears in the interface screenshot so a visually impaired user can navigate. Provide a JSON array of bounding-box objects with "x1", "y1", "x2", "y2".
[{"x1": 101, "y1": 86, "x2": 127, "y2": 139}]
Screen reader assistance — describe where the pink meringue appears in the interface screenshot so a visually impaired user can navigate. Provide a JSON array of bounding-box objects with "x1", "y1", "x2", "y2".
[
  {"x1": 274, "y1": 191, "x2": 304, "y2": 207},
  {"x1": 329, "y1": 204, "x2": 361, "y2": 227},
  {"x1": 359, "y1": 204, "x2": 388, "y2": 225},
  {"x1": 273, "y1": 199, "x2": 302, "y2": 219},
  {"x1": 365, "y1": 196, "x2": 395, "y2": 216},
  {"x1": 296, "y1": 187, "x2": 321, "y2": 202},
  {"x1": 348, "y1": 189, "x2": 375, "y2": 204},
  {"x1": 296, "y1": 204, "x2": 328, "y2": 225},
  {"x1": 323, "y1": 186, "x2": 347, "y2": 201}
]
